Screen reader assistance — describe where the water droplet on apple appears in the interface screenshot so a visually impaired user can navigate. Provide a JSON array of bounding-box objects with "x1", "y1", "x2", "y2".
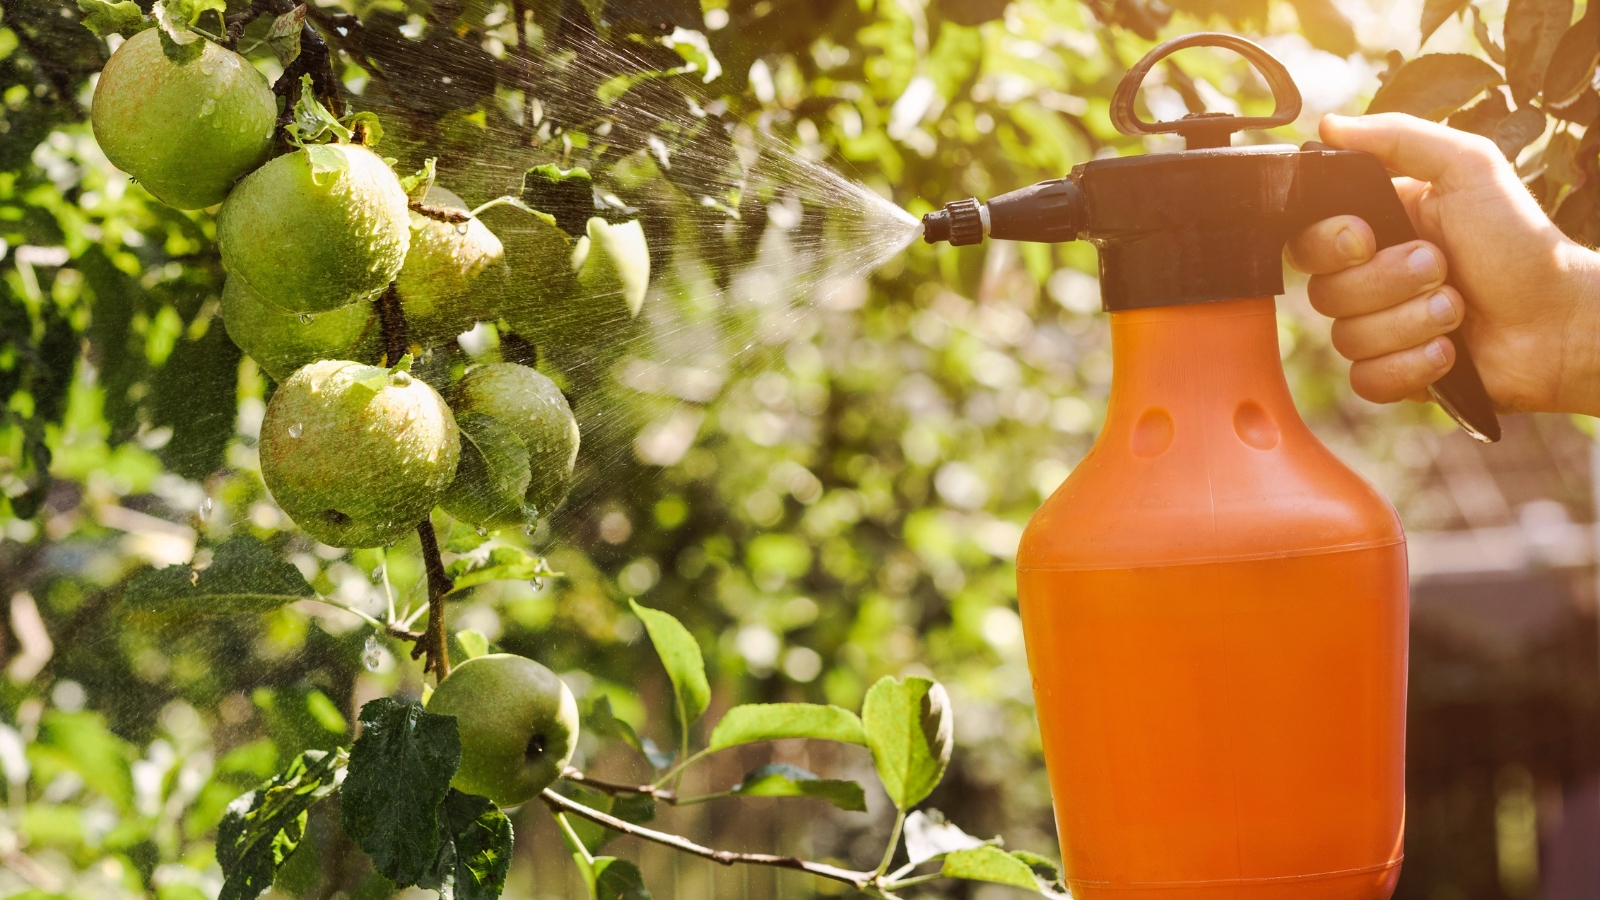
[
  {"x1": 299, "y1": 313, "x2": 313, "y2": 324},
  {"x1": 288, "y1": 423, "x2": 303, "y2": 438}
]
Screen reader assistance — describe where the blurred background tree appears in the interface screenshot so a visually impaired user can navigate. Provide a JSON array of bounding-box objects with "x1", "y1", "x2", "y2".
[{"x1": 3, "y1": 0, "x2": 1599, "y2": 897}]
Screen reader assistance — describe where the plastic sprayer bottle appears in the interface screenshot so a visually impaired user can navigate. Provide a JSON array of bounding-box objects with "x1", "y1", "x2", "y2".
[{"x1": 921, "y1": 34, "x2": 1503, "y2": 900}]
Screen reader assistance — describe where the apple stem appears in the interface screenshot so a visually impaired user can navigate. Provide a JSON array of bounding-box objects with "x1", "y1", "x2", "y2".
[{"x1": 541, "y1": 787, "x2": 879, "y2": 890}]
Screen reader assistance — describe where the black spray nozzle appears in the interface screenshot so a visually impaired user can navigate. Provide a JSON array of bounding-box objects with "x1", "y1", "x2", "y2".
[{"x1": 921, "y1": 179, "x2": 1087, "y2": 247}]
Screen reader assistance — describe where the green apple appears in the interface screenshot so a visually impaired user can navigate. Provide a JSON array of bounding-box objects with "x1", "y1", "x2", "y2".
[
  {"x1": 426, "y1": 653, "x2": 579, "y2": 806},
  {"x1": 220, "y1": 278, "x2": 377, "y2": 381},
  {"x1": 259, "y1": 359, "x2": 459, "y2": 548},
  {"x1": 395, "y1": 185, "x2": 505, "y2": 346},
  {"x1": 479, "y1": 203, "x2": 577, "y2": 342},
  {"x1": 217, "y1": 144, "x2": 411, "y2": 315},
  {"x1": 447, "y1": 363, "x2": 579, "y2": 521},
  {"x1": 497, "y1": 215, "x2": 650, "y2": 347},
  {"x1": 91, "y1": 28, "x2": 277, "y2": 210}
]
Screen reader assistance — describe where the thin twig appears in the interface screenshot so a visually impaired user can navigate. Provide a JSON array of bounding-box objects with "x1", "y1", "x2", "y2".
[
  {"x1": 223, "y1": 0, "x2": 273, "y2": 49},
  {"x1": 412, "y1": 518, "x2": 453, "y2": 679},
  {"x1": 541, "y1": 789, "x2": 875, "y2": 889},
  {"x1": 561, "y1": 768, "x2": 680, "y2": 803}
]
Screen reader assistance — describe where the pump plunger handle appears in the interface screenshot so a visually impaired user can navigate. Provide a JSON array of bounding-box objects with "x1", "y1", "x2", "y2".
[{"x1": 1111, "y1": 33, "x2": 1302, "y2": 149}]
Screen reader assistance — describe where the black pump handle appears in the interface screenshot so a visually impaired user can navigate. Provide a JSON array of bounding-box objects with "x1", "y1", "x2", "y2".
[
  {"x1": 1111, "y1": 33, "x2": 1302, "y2": 148},
  {"x1": 1296, "y1": 145, "x2": 1502, "y2": 442}
]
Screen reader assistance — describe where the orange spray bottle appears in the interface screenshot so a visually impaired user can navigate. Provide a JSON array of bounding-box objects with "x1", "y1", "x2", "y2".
[{"x1": 921, "y1": 34, "x2": 1502, "y2": 900}]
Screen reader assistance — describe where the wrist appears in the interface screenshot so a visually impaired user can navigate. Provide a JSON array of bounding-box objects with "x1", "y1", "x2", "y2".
[{"x1": 1546, "y1": 242, "x2": 1600, "y2": 417}]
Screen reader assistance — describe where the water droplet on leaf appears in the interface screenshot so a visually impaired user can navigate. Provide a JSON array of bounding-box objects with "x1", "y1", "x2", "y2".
[{"x1": 299, "y1": 313, "x2": 313, "y2": 324}]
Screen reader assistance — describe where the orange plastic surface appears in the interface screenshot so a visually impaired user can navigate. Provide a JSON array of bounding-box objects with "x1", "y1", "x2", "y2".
[{"x1": 1016, "y1": 297, "x2": 1407, "y2": 900}]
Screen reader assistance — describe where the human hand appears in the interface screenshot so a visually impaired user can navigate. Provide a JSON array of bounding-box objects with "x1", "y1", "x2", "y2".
[{"x1": 1286, "y1": 113, "x2": 1600, "y2": 416}]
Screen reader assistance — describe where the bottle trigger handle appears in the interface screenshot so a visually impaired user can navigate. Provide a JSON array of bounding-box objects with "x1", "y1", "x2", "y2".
[{"x1": 1294, "y1": 143, "x2": 1502, "y2": 443}]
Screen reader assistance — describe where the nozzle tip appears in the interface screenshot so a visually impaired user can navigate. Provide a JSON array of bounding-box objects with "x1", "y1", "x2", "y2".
[{"x1": 921, "y1": 198, "x2": 985, "y2": 246}]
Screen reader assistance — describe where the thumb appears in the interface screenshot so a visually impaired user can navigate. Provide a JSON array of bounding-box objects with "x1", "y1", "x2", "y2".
[{"x1": 1319, "y1": 112, "x2": 1502, "y2": 191}]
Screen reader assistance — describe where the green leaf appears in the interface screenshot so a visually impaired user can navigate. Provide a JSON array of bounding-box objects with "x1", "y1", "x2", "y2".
[
  {"x1": 217, "y1": 749, "x2": 347, "y2": 900},
  {"x1": 941, "y1": 846, "x2": 1043, "y2": 892},
  {"x1": 588, "y1": 696, "x2": 650, "y2": 761},
  {"x1": 440, "y1": 413, "x2": 535, "y2": 531},
  {"x1": 445, "y1": 546, "x2": 557, "y2": 590},
  {"x1": 707, "y1": 703, "x2": 866, "y2": 752},
  {"x1": 291, "y1": 76, "x2": 353, "y2": 148},
  {"x1": 340, "y1": 699, "x2": 461, "y2": 888},
  {"x1": 32, "y1": 711, "x2": 135, "y2": 811},
  {"x1": 629, "y1": 600, "x2": 710, "y2": 742},
  {"x1": 730, "y1": 763, "x2": 866, "y2": 812},
  {"x1": 593, "y1": 857, "x2": 653, "y2": 900},
  {"x1": 1504, "y1": 0, "x2": 1573, "y2": 103},
  {"x1": 124, "y1": 535, "x2": 315, "y2": 616},
  {"x1": 419, "y1": 791, "x2": 514, "y2": 900},
  {"x1": 1491, "y1": 106, "x2": 1548, "y2": 158},
  {"x1": 1010, "y1": 851, "x2": 1069, "y2": 897},
  {"x1": 401, "y1": 159, "x2": 440, "y2": 202},
  {"x1": 1543, "y1": 7, "x2": 1600, "y2": 107},
  {"x1": 77, "y1": 0, "x2": 151, "y2": 37},
  {"x1": 861, "y1": 676, "x2": 953, "y2": 810},
  {"x1": 576, "y1": 217, "x2": 651, "y2": 317},
  {"x1": 151, "y1": 0, "x2": 202, "y2": 45},
  {"x1": 1285, "y1": 0, "x2": 1357, "y2": 56},
  {"x1": 346, "y1": 111, "x2": 384, "y2": 148},
  {"x1": 451, "y1": 629, "x2": 492, "y2": 660},
  {"x1": 903, "y1": 808, "x2": 985, "y2": 865},
  {"x1": 520, "y1": 164, "x2": 598, "y2": 237},
  {"x1": 1368, "y1": 53, "x2": 1503, "y2": 120},
  {"x1": 1420, "y1": 0, "x2": 1470, "y2": 44},
  {"x1": 443, "y1": 520, "x2": 491, "y2": 553},
  {"x1": 262, "y1": 4, "x2": 305, "y2": 66}
]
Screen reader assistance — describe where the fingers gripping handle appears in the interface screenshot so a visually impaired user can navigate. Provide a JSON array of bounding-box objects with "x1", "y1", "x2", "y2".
[{"x1": 1296, "y1": 144, "x2": 1502, "y2": 443}]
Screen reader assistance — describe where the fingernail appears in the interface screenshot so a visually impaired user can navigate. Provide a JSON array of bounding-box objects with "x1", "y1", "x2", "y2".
[
  {"x1": 1409, "y1": 247, "x2": 1442, "y2": 284},
  {"x1": 1335, "y1": 227, "x2": 1367, "y2": 264},
  {"x1": 1428, "y1": 292, "x2": 1456, "y2": 325},
  {"x1": 1425, "y1": 339, "x2": 1448, "y2": 368}
]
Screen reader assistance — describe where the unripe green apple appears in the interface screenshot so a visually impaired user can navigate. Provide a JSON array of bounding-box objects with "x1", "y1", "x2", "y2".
[
  {"x1": 220, "y1": 278, "x2": 377, "y2": 382},
  {"x1": 448, "y1": 363, "x2": 579, "y2": 521},
  {"x1": 259, "y1": 359, "x2": 460, "y2": 548},
  {"x1": 395, "y1": 186, "x2": 505, "y2": 346},
  {"x1": 218, "y1": 144, "x2": 411, "y2": 315},
  {"x1": 91, "y1": 29, "x2": 276, "y2": 210},
  {"x1": 479, "y1": 203, "x2": 577, "y2": 342},
  {"x1": 496, "y1": 216, "x2": 649, "y2": 347},
  {"x1": 426, "y1": 653, "x2": 579, "y2": 806}
]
